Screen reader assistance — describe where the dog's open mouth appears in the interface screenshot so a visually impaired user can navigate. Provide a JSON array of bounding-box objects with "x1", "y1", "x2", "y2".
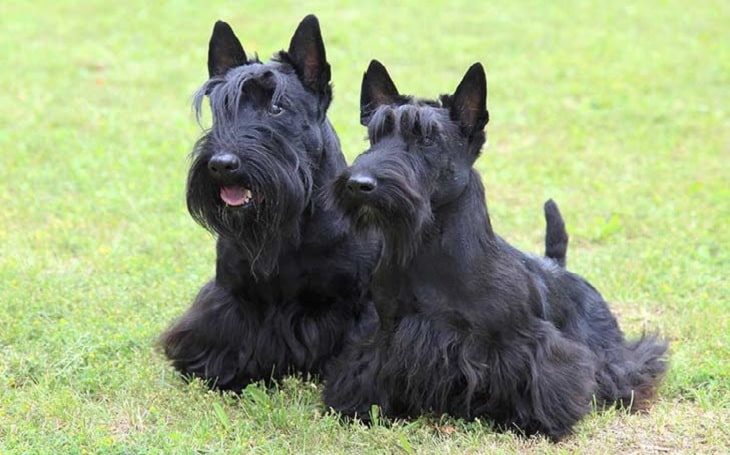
[{"x1": 220, "y1": 186, "x2": 257, "y2": 207}]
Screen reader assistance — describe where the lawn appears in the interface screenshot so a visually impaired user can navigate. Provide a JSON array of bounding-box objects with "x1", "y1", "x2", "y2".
[{"x1": 1, "y1": 0, "x2": 728, "y2": 453}]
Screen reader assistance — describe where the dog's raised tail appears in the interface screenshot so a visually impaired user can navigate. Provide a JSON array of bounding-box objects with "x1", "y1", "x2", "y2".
[{"x1": 544, "y1": 199, "x2": 569, "y2": 268}]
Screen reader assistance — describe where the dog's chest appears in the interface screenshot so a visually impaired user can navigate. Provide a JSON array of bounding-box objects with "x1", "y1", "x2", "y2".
[{"x1": 273, "y1": 252, "x2": 364, "y2": 309}]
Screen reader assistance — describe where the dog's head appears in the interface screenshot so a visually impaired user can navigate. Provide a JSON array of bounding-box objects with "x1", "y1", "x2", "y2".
[
  {"x1": 330, "y1": 60, "x2": 489, "y2": 266},
  {"x1": 186, "y1": 15, "x2": 335, "y2": 276}
]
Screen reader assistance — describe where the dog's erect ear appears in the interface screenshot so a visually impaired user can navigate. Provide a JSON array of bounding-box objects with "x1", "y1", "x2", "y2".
[
  {"x1": 288, "y1": 14, "x2": 331, "y2": 94},
  {"x1": 360, "y1": 60, "x2": 400, "y2": 126},
  {"x1": 208, "y1": 21, "x2": 248, "y2": 78},
  {"x1": 449, "y1": 63, "x2": 489, "y2": 136}
]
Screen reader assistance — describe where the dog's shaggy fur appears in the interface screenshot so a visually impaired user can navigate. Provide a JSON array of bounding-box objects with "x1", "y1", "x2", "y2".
[
  {"x1": 160, "y1": 16, "x2": 378, "y2": 392},
  {"x1": 324, "y1": 60, "x2": 668, "y2": 440}
]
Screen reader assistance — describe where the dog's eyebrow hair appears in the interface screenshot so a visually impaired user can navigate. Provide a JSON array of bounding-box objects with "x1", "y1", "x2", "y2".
[
  {"x1": 367, "y1": 106, "x2": 397, "y2": 142},
  {"x1": 193, "y1": 65, "x2": 292, "y2": 123},
  {"x1": 367, "y1": 103, "x2": 451, "y2": 144},
  {"x1": 395, "y1": 104, "x2": 443, "y2": 139}
]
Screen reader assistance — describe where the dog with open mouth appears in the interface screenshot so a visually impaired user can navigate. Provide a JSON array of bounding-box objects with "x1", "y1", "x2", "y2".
[{"x1": 160, "y1": 15, "x2": 378, "y2": 392}]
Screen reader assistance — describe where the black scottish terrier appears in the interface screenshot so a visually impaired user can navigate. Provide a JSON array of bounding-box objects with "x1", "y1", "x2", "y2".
[
  {"x1": 160, "y1": 16, "x2": 378, "y2": 392},
  {"x1": 324, "y1": 60, "x2": 667, "y2": 440}
]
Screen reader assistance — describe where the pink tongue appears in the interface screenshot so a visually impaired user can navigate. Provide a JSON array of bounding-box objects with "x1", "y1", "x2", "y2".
[{"x1": 220, "y1": 186, "x2": 251, "y2": 206}]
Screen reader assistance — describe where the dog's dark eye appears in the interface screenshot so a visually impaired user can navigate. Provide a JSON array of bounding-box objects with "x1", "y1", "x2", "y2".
[
  {"x1": 268, "y1": 103, "x2": 283, "y2": 115},
  {"x1": 419, "y1": 136, "x2": 434, "y2": 147}
]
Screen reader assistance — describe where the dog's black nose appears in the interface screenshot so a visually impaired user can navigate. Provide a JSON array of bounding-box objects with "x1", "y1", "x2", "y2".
[
  {"x1": 208, "y1": 153, "x2": 241, "y2": 176},
  {"x1": 346, "y1": 174, "x2": 377, "y2": 195}
]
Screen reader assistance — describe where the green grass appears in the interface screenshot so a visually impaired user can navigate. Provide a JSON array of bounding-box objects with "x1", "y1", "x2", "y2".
[{"x1": 1, "y1": 0, "x2": 728, "y2": 453}]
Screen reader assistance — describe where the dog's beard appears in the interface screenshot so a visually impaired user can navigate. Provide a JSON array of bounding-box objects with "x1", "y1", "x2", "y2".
[
  {"x1": 186, "y1": 134, "x2": 314, "y2": 278},
  {"x1": 329, "y1": 170, "x2": 432, "y2": 269}
]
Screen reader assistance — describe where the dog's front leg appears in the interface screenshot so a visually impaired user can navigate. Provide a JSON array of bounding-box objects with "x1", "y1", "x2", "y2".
[{"x1": 160, "y1": 280, "x2": 263, "y2": 392}]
